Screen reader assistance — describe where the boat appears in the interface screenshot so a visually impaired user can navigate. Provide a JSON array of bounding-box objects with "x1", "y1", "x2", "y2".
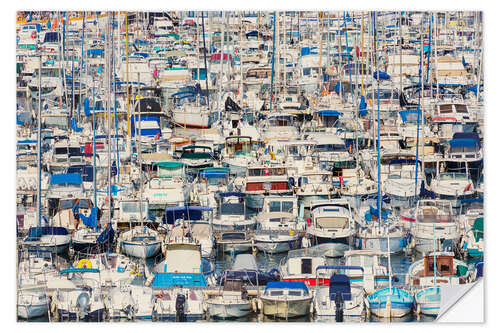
[
  {"x1": 212, "y1": 192, "x2": 255, "y2": 230},
  {"x1": 260, "y1": 281, "x2": 313, "y2": 319},
  {"x1": 253, "y1": 195, "x2": 304, "y2": 254},
  {"x1": 242, "y1": 164, "x2": 294, "y2": 210},
  {"x1": 49, "y1": 268, "x2": 106, "y2": 321},
  {"x1": 119, "y1": 225, "x2": 162, "y2": 259},
  {"x1": 206, "y1": 279, "x2": 253, "y2": 319},
  {"x1": 343, "y1": 250, "x2": 393, "y2": 293},
  {"x1": 23, "y1": 226, "x2": 71, "y2": 254},
  {"x1": 216, "y1": 253, "x2": 280, "y2": 286},
  {"x1": 152, "y1": 242, "x2": 209, "y2": 321},
  {"x1": 164, "y1": 206, "x2": 215, "y2": 258},
  {"x1": 306, "y1": 199, "x2": 356, "y2": 246},
  {"x1": 366, "y1": 287, "x2": 413, "y2": 318},
  {"x1": 408, "y1": 251, "x2": 473, "y2": 287},
  {"x1": 414, "y1": 286, "x2": 440, "y2": 316},
  {"x1": 313, "y1": 266, "x2": 366, "y2": 318},
  {"x1": 17, "y1": 288, "x2": 49, "y2": 319},
  {"x1": 410, "y1": 199, "x2": 460, "y2": 253},
  {"x1": 216, "y1": 231, "x2": 253, "y2": 255},
  {"x1": 107, "y1": 276, "x2": 156, "y2": 320}
]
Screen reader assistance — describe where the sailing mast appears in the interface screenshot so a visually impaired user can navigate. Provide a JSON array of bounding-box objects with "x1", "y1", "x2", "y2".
[{"x1": 37, "y1": 54, "x2": 42, "y2": 228}]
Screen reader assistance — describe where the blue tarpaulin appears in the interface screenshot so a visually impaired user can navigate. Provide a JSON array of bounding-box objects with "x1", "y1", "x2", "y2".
[
  {"x1": 359, "y1": 96, "x2": 368, "y2": 116},
  {"x1": 373, "y1": 71, "x2": 390, "y2": 80},
  {"x1": 163, "y1": 206, "x2": 212, "y2": 224},
  {"x1": 50, "y1": 173, "x2": 82, "y2": 185},
  {"x1": 96, "y1": 223, "x2": 114, "y2": 243},
  {"x1": 317, "y1": 110, "x2": 343, "y2": 117},
  {"x1": 79, "y1": 207, "x2": 97, "y2": 228},
  {"x1": 399, "y1": 110, "x2": 421, "y2": 122},
  {"x1": 449, "y1": 138, "x2": 478, "y2": 148},
  {"x1": 265, "y1": 281, "x2": 309, "y2": 292}
]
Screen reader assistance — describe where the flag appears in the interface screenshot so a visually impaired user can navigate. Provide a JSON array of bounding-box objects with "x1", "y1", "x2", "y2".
[{"x1": 47, "y1": 16, "x2": 51, "y2": 29}]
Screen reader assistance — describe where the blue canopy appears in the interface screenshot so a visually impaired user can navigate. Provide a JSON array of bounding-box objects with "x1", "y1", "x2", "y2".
[
  {"x1": 200, "y1": 170, "x2": 228, "y2": 179},
  {"x1": 26, "y1": 227, "x2": 69, "y2": 240},
  {"x1": 317, "y1": 110, "x2": 343, "y2": 117},
  {"x1": 87, "y1": 48, "x2": 104, "y2": 56},
  {"x1": 163, "y1": 206, "x2": 212, "y2": 224},
  {"x1": 219, "y1": 192, "x2": 246, "y2": 198},
  {"x1": 399, "y1": 110, "x2": 421, "y2": 122},
  {"x1": 265, "y1": 281, "x2": 309, "y2": 292},
  {"x1": 50, "y1": 173, "x2": 82, "y2": 185},
  {"x1": 18, "y1": 140, "x2": 37, "y2": 144},
  {"x1": 449, "y1": 138, "x2": 478, "y2": 148}
]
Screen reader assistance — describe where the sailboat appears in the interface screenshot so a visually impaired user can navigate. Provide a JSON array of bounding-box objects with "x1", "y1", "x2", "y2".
[
  {"x1": 117, "y1": 24, "x2": 161, "y2": 260},
  {"x1": 366, "y1": 13, "x2": 413, "y2": 318}
]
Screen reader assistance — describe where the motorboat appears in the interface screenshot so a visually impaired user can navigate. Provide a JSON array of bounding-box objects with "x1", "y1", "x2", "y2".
[
  {"x1": 206, "y1": 279, "x2": 253, "y2": 319},
  {"x1": 260, "y1": 281, "x2": 313, "y2": 319}
]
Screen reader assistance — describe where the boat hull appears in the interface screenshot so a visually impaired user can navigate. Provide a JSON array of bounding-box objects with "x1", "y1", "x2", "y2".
[
  {"x1": 261, "y1": 297, "x2": 312, "y2": 319},
  {"x1": 206, "y1": 300, "x2": 252, "y2": 319},
  {"x1": 121, "y1": 241, "x2": 161, "y2": 259}
]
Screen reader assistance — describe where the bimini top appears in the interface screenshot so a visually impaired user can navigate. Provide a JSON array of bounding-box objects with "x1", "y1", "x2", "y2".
[
  {"x1": 316, "y1": 110, "x2": 343, "y2": 117},
  {"x1": 50, "y1": 173, "x2": 82, "y2": 185},
  {"x1": 399, "y1": 110, "x2": 421, "y2": 122},
  {"x1": 265, "y1": 281, "x2": 309, "y2": 292},
  {"x1": 164, "y1": 206, "x2": 212, "y2": 224}
]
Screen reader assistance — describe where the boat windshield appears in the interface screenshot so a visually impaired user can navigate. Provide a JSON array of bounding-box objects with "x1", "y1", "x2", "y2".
[
  {"x1": 269, "y1": 200, "x2": 294, "y2": 213},
  {"x1": 440, "y1": 173, "x2": 467, "y2": 181},
  {"x1": 121, "y1": 202, "x2": 148, "y2": 213},
  {"x1": 220, "y1": 203, "x2": 244, "y2": 215},
  {"x1": 315, "y1": 144, "x2": 346, "y2": 153}
]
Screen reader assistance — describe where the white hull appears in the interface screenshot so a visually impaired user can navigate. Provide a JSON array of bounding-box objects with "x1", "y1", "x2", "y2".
[
  {"x1": 121, "y1": 241, "x2": 161, "y2": 259},
  {"x1": 206, "y1": 300, "x2": 252, "y2": 319}
]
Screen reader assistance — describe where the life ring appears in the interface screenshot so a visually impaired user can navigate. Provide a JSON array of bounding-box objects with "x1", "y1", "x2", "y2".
[{"x1": 78, "y1": 259, "x2": 92, "y2": 269}]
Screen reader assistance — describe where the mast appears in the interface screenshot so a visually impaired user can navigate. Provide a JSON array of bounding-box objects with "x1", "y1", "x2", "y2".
[
  {"x1": 37, "y1": 54, "x2": 42, "y2": 228},
  {"x1": 414, "y1": 16, "x2": 424, "y2": 200},
  {"x1": 106, "y1": 13, "x2": 112, "y2": 228},
  {"x1": 126, "y1": 12, "x2": 130, "y2": 137},
  {"x1": 201, "y1": 11, "x2": 210, "y2": 109},
  {"x1": 269, "y1": 11, "x2": 277, "y2": 112}
]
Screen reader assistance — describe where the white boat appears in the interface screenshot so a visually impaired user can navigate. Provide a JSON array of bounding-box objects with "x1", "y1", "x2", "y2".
[
  {"x1": 119, "y1": 225, "x2": 162, "y2": 259},
  {"x1": 17, "y1": 289, "x2": 49, "y2": 319},
  {"x1": 306, "y1": 199, "x2": 356, "y2": 246},
  {"x1": 260, "y1": 281, "x2": 313, "y2": 319},
  {"x1": 410, "y1": 200, "x2": 460, "y2": 253},
  {"x1": 343, "y1": 250, "x2": 392, "y2": 294},
  {"x1": 164, "y1": 206, "x2": 215, "y2": 258},
  {"x1": 254, "y1": 196, "x2": 304, "y2": 254},
  {"x1": 49, "y1": 268, "x2": 106, "y2": 321},
  {"x1": 314, "y1": 266, "x2": 366, "y2": 318},
  {"x1": 242, "y1": 164, "x2": 294, "y2": 210},
  {"x1": 408, "y1": 251, "x2": 473, "y2": 288},
  {"x1": 152, "y1": 242, "x2": 209, "y2": 321},
  {"x1": 107, "y1": 277, "x2": 156, "y2": 320},
  {"x1": 206, "y1": 279, "x2": 252, "y2": 319},
  {"x1": 212, "y1": 192, "x2": 255, "y2": 231}
]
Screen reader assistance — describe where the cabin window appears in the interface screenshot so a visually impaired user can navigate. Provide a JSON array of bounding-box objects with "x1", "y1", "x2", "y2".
[
  {"x1": 282, "y1": 201, "x2": 294, "y2": 213},
  {"x1": 288, "y1": 290, "x2": 302, "y2": 297},
  {"x1": 454, "y1": 104, "x2": 468, "y2": 113},
  {"x1": 301, "y1": 258, "x2": 312, "y2": 274},
  {"x1": 270, "y1": 290, "x2": 284, "y2": 296}
]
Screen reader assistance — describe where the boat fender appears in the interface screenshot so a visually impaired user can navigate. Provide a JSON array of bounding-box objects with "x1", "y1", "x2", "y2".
[
  {"x1": 405, "y1": 273, "x2": 410, "y2": 285},
  {"x1": 251, "y1": 298, "x2": 258, "y2": 312}
]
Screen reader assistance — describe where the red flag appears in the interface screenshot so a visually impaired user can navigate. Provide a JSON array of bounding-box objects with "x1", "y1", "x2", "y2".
[{"x1": 356, "y1": 46, "x2": 360, "y2": 58}]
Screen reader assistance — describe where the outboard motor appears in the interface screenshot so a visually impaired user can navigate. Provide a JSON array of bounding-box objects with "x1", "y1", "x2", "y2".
[
  {"x1": 76, "y1": 292, "x2": 90, "y2": 319},
  {"x1": 175, "y1": 294, "x2": 186, "y2": 322},
  {"x1": 334, "y1": 292, "x2": 344, "y2": 322}
]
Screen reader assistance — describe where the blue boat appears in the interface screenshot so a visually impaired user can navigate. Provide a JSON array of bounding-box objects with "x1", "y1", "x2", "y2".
[{"x1": 367, "y1": 287, "x2": 413, "y2": 318}]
